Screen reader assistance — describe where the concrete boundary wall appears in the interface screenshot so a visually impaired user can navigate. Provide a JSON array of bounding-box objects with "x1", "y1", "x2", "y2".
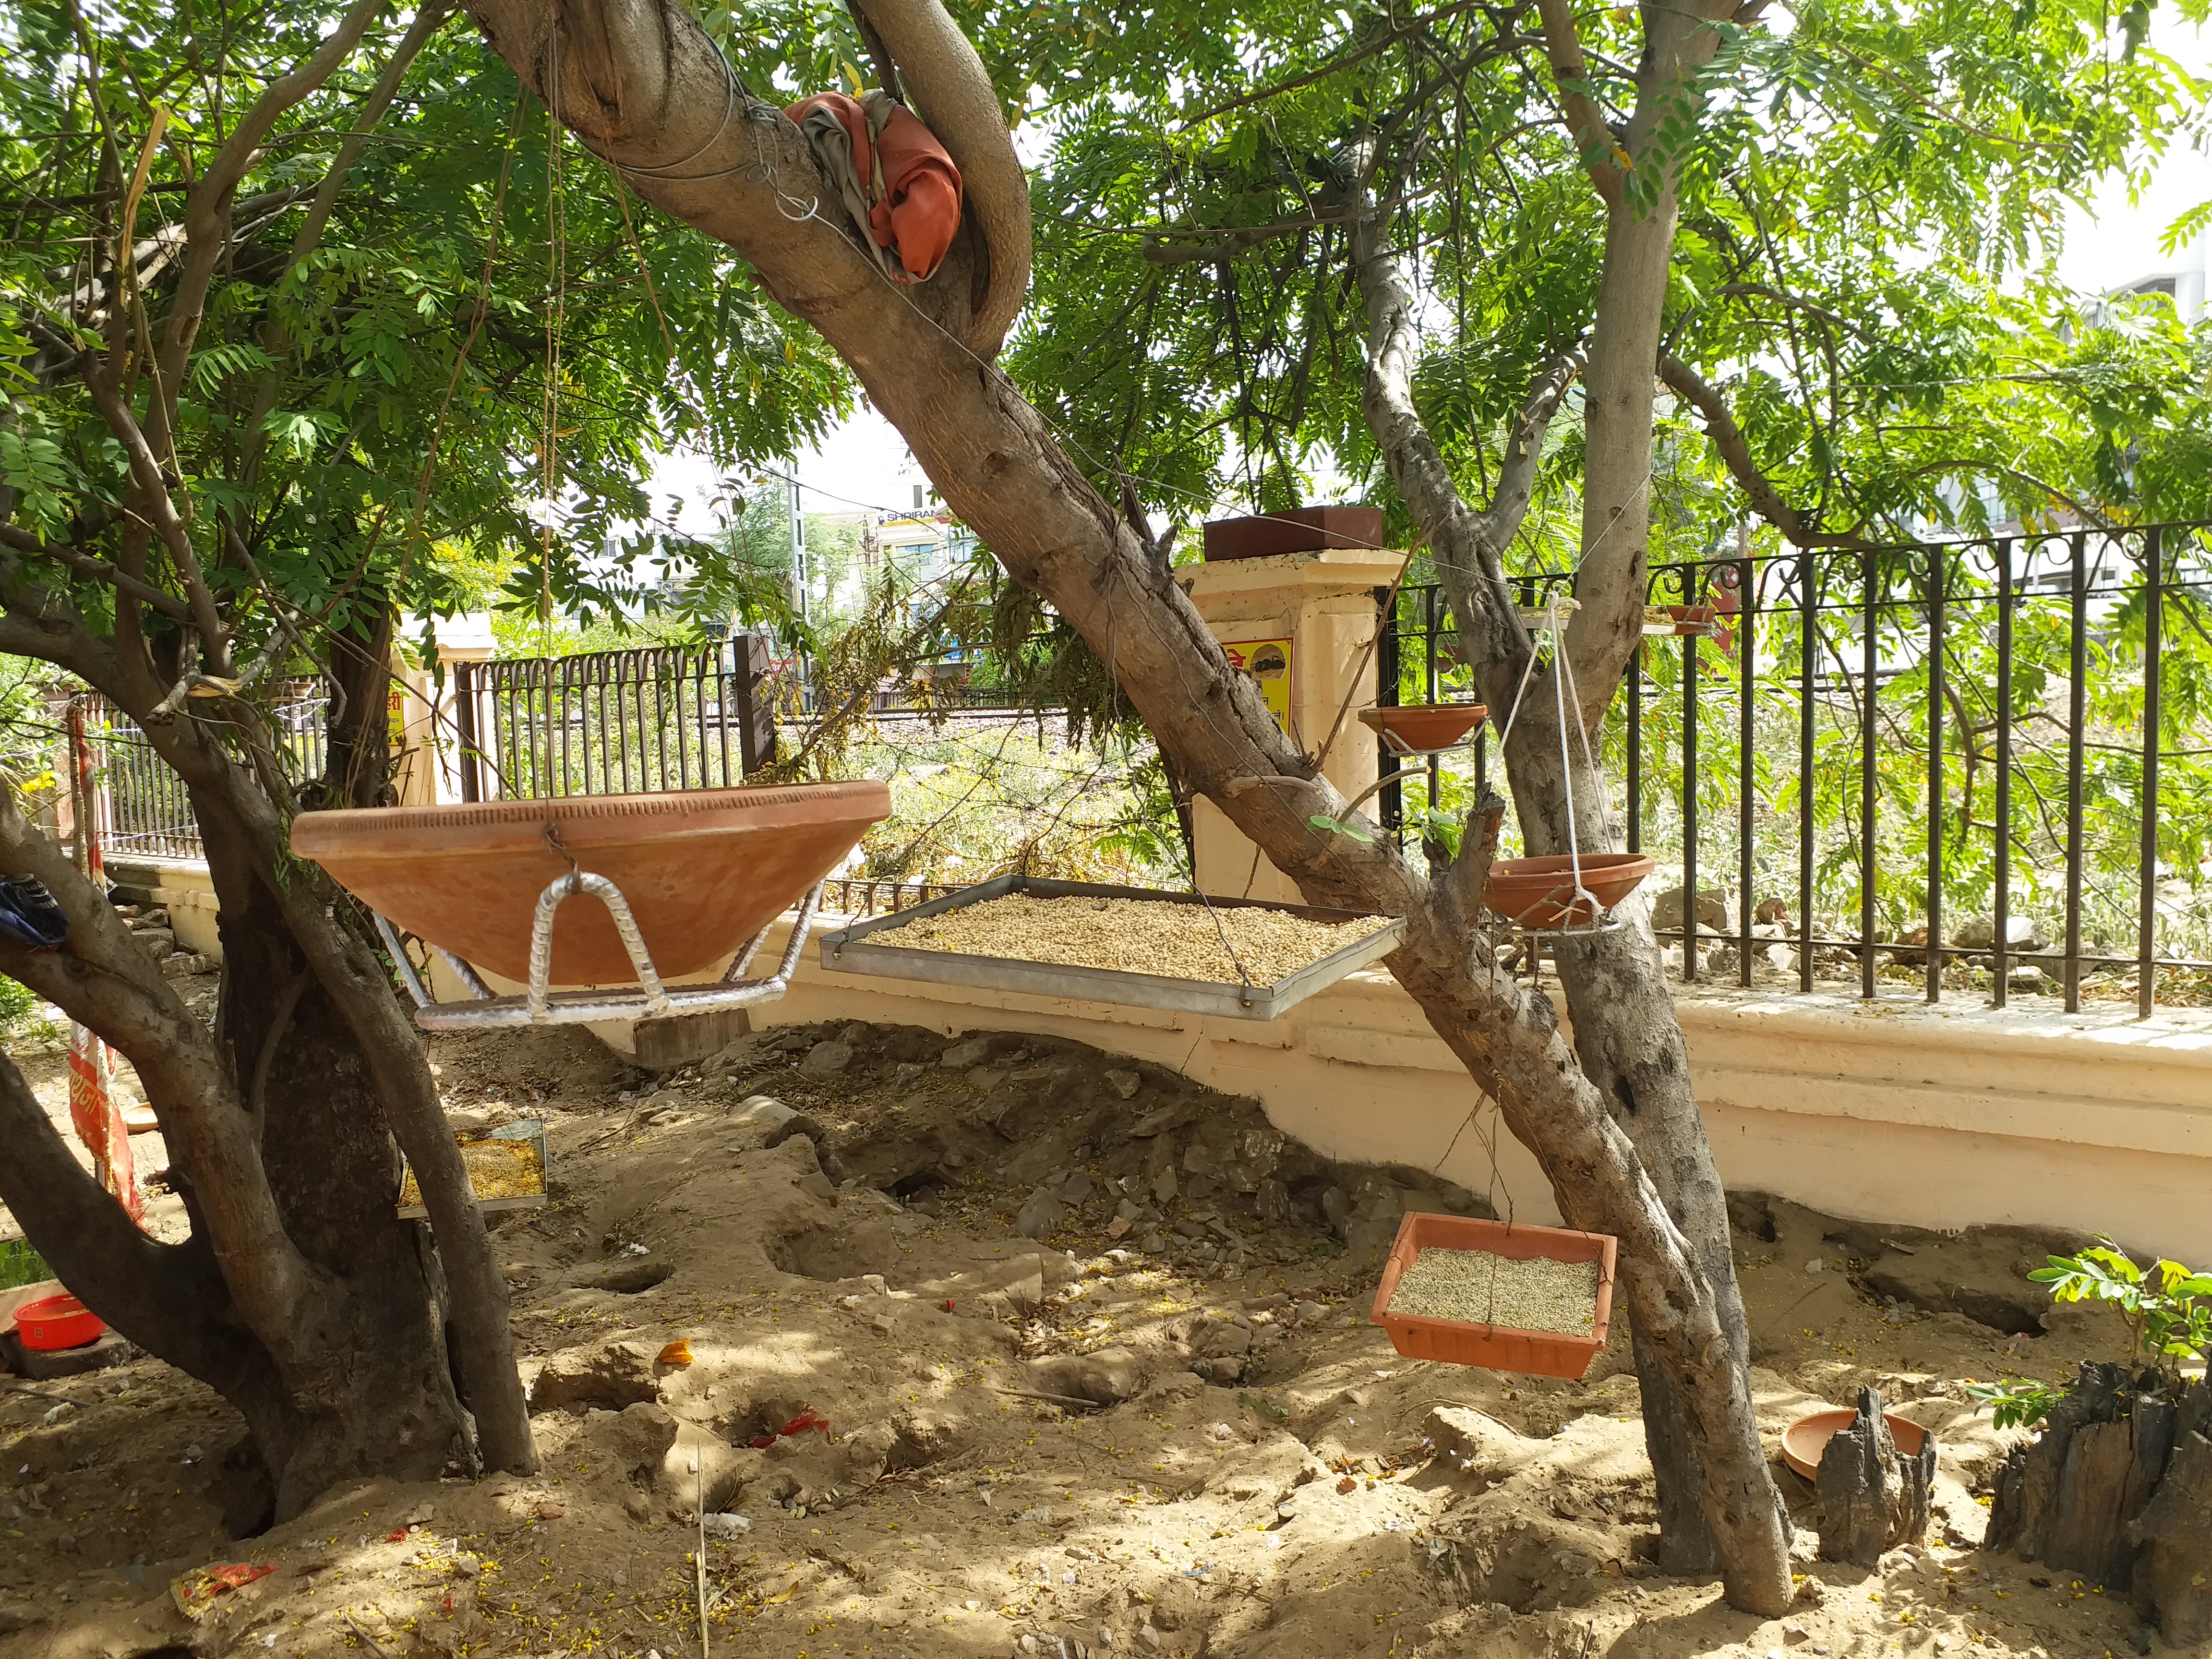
[{"x1": 723, "y1": 913, "x2": 2212, "y2": 1267}]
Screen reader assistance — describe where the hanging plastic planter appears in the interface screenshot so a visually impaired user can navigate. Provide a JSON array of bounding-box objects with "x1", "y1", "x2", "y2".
[
  {"x1": 1358, "y1": 702, "x2": 1486, "y2": 757},
  {"x1": 1484, "y1": 598, "x2": 1653, "y2": 937},
  {"x1": 1643, "y1": 603, "x2": 1724, "y2": 636},
  {"x1": 1370, "y1": 1212, "x2": 1617, "y2": 1380}
]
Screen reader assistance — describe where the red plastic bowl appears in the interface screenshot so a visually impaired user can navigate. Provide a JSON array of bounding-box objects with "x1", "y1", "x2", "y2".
[{"x1": 13, "y1": 1293, "x2": 105, "y2": 1351}]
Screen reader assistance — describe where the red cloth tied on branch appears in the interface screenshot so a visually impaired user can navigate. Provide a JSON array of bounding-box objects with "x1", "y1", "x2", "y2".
[{"x1": 785, "y1": 90, "x2": 963, "y2": 283}]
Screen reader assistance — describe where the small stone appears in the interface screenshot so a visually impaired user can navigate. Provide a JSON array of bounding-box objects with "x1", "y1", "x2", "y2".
[
  {"x1": 798, "y1": 1041, "x2": 854, "y2": 1078},
  {"x1": 1015, "y1": 1190, "x2": 1065, "y2": 1240},
  {"x1": 795, "y1": 1171, "x2": 839, "y2": 1203},
  {"x1": 1103, "y1": 1069, "x2": 1142, "y2": 1100},
  {"x1": 1805, "y1": 1258, "x2": 1825, "y2": 1275},
  {"x1": 940, "y1": 1036, "x2": 993, "y2": 1068}
]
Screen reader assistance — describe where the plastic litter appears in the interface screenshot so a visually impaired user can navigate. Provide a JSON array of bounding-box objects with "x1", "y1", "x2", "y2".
[{"x1": 748, "y1": 1408, "x2": 830, "y2": 1449}]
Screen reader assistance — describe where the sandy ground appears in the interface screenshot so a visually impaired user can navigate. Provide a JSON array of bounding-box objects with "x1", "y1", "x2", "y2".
[{"x1": 0, "y1": 995, "x2": 2164, "y2": 1659}]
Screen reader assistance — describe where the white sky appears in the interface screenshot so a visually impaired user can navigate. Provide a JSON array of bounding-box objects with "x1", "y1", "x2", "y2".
[{"x1": 649, "y1": 23, "x2": 2209, "y2": 538}]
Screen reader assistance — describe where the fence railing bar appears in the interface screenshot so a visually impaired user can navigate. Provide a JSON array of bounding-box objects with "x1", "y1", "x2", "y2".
[
  {"x1": 2140, "y1": 527, "x2": 2164, "y2": 1022},
  {"x1": 1993, "y1": 538, "x2": 2014, "y2": 1008},
  {"x1": 1926, "y1": 545, "x2": 1946, "y2": 1005},
  {"x1": 1738, "y1": 550, "x2": 1755, "y2": 988},
  {"x1": 2064, "y1": 531, "x2": 2089, "y2": 1012},
  {"x1": 1800, "y1": 554, "x2": 1817, "y2": 992},
  {"x1": 1860, "y1": 548, "x2": 1879, "y2": 1001}
]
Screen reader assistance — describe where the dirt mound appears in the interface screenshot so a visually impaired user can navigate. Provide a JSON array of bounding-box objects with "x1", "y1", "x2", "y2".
[{"x1": 0, "y1": 1016, "x2": 2154, "y2": 1659}]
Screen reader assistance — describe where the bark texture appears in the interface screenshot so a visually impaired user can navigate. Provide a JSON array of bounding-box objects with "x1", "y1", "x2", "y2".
[
  {"x1": 457, "y1": 0, "x2": 1792, "y2": 1613},
  {"x1": 1814, "y1": 1387, "x2": 1935, "y2": 1566},
  {"x1": 1989, "y1": 1363, "x2": 2212, "y2": 1640}
]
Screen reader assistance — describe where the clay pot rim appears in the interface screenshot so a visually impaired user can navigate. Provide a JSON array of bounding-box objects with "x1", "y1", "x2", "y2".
[
  {"x1": 1358, "y1": 701, "x2": 1488, "y2": 724},
  {"x1": 293, "y1": 781, "x2": 890, "y2": 859},
  {"x1": 1780, "y1": 1408, "x2": 1933, "y2": 1481},
  {"x1": 1485, "y1": 852, "x2": 1657, "y2": 881}
]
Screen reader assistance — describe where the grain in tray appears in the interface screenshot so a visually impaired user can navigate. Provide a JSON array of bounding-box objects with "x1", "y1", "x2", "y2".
[
  {"x1": 890, "y1": 892, "x2": 1392, "y2": 986},
  {"x1": 1385, "y1": 1247, "x2": 1599, "y2": 1336},
  {"x1": 398, "y1": 1136, "x2": 544, "y2": 1210}
]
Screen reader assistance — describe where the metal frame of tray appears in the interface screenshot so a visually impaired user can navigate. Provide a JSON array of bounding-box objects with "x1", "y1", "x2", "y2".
[
  {"x1": 397, "y1": 1117, "x2": 550, "y2": 1219},
  {"x1": 374, "y1": 875, "x2": 826, "y2": 1031},
  {"x1": 817, "y1": 874, "x2": 1406, "y2": 1020}
]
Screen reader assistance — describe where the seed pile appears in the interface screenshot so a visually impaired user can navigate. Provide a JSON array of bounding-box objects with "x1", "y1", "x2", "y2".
[
  {"x1": 398, "y1": 1137, "x2": 545, "y2": 1210},
  {"x1": 886, "y1": 893, "x2": 1393, "y2": 986},
  {"x1": 1386, "y1": 1246, "x2": 1599, "y2": 1336}
]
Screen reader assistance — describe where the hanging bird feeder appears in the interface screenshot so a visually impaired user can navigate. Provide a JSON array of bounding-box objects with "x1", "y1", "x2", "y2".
[
  {"x1": 1484, "y1": 597, "x2": 1654, "y2": 937},
  {"x1": 1370, "y1": 1212, "x2": 1618, "y2": 1380},
  {"x1": 1358, "y1": 701, "x2": 1487, "y2": 758},
  {"x1": 291, "y1": 781, "x2": 890, "y2": 1030}
]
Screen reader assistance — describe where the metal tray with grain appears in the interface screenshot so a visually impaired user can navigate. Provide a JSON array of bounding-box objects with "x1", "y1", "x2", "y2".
[
  {"x1": 397, "y1": 1117, "x2": 549, "y2": 1219},
  {"x1": 817, "y1": 875, "x2": 1405, "y2": 1021}
]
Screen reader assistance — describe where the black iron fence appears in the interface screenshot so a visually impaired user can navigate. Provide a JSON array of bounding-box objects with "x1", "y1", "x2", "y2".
[
  {"x1": 73, "y1": 683, "x2": 328, "y2": 863},
  {"x1": 452, "y1": 638, "x2": 1055, "y2": 802},
  {"x1": 821, "y1": 878, "x2": 963, "y2": 916},
  {"x1": 454, "y1": 639, "x2": 780, "y2": 802},
  {"x1": 1375, "y1": 522, "x2": 2212, "y2": 1015}
]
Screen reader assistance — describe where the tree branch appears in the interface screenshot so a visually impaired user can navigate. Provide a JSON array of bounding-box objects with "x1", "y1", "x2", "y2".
[
  {"x1": 154, "y1": 0, "x2": 392, "y2": 409},
  {"x1": 0, "y1": 784, "x2": 329, "y2": 1372},
  {"x1": 1534, "y1": 0, "x2": 1624, "y2": 207},
  {"x1": 849, "y1": 0, "x2": 1031, "y2": 354},
  {"x1": 242, "y1": 0, "x2": 456, "y2": 487},
  {"x1": 76, "y1": 363, "x2": 233, "y2": 673},
  {"x1": 1177, "y1": 0, "x2": 1510, "y2": 127},
  {"x1": 0, "y1": 524, "x2": 195, "y2": 621},
  {"x1": 1659, "y1": 352, "x2": 1825, "y2": 544}
]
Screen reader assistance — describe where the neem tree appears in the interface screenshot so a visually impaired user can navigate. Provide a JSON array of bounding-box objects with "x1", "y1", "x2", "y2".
[
  {"x1": 0, "y1": 0, "x2": 842, "y2": 1517},
  {"x1": 451, "y1": 0, "x2": 2201, "y2": 1609},
  {"x1": 991, "y1": 0, "x2": 2205, "y2": 1574},
  {"x1": 0, "y1": 0, "x2": 2198, "y2": 1585}
]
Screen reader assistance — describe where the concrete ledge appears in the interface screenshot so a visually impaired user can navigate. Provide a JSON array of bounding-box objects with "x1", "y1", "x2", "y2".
[
  {"x1": 739, "y1": 912, "x2": 2212, "y2": 1266},
  {"x1": 103, "y1": 856, "x2": 223, "y2": 960}
]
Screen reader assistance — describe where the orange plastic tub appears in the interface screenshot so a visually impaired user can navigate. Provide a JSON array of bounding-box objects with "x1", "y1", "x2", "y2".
[
  {"x1": 1781, "y1": 1408, "x2": 1933, "y2": 1480},
  {"x1": 13, "y1": 1292, "x2": 106, "y2": 1351},
  {"x1": 1370, "y1": 1213, "x2": 1617, "y2": 1380}
]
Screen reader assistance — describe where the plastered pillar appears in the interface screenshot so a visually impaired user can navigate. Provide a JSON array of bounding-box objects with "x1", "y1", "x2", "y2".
[
  {"x1": 392, "y1": 613, "x2": 495, "y2": 806},
  {"x1": 1177, "y1": 547, "x2": 1407, "y2": 903}
]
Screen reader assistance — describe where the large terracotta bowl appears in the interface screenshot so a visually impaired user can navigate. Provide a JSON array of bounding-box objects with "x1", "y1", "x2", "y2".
[
  {"x1": 1781, "y1": 1409, "x2": 1933, "y2": 1481},
  {"x1": 1359, "y1": 703, "x2": 1487, "y2": 752},
  {"x1": 292, "y1": 782, "x2": 891, "y2": 986},
  {"x1": 1484, "y1": 853, "x2": 1656, "y2": 930}
]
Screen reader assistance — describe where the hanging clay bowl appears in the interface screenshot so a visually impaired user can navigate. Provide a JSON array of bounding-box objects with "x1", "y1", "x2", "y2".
[
  {"x1": 1781, "y1": 1408, "x2": 1933, "y2": 1481},
  {"x1": 292, "y1": 781, "x2": 891, "y2": 986},
  {"x1": 1484, "y1": 852, "x2": 1656, "y2": 930},
  {"x1": 1359, "y1": 702, "x2": 1487, "y2": 753},
  {"x1": 1370, "y1": 1213, "x2": 1618, "y2": 1380},
  {"x1": 1202, "y1": 505, "x2": 1385, "y2": 562}
]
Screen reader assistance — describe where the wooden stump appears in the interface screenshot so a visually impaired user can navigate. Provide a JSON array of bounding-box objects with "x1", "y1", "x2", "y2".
[
  {"x1": 1815, "y1": 1385, "x2": 1934, "y2": 1567},
  {"x1": 1987, "y1": 1362, "x2": 2212, "y2": 1645}
]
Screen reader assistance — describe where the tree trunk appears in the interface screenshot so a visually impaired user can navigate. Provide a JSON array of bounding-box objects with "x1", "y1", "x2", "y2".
[
  {"x1": 0, "y1": 628, "x2": 533, "y2": 1517},
  {"x1": 203, "y1": 790, "x2": 472, "y2": 1518},
  {"x1": 457, "y1": 0, "x2": 1791, "y2": 1612},
  {"x1": 1990, "y1": 1362, "x2": 2212, "y2": 1642},
  {"x1": 1512, "y1": 727, "x2": 1773, "y2": 1571}
]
